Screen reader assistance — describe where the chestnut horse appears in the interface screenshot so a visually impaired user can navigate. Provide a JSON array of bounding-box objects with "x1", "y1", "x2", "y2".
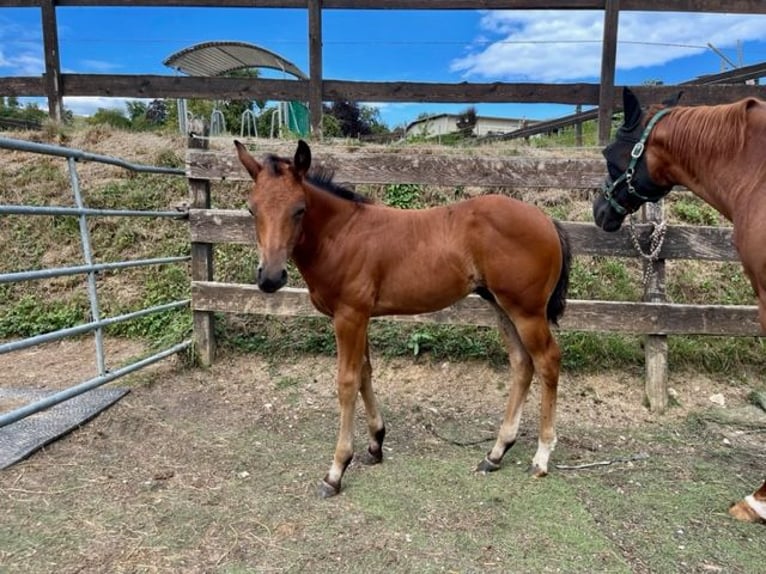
[
  {"x1": 593, "y1": 87, "x2": 766, "y2": 524},
  {"x1": 235, "y1": 140, "x2": 571, "y2": 497}
]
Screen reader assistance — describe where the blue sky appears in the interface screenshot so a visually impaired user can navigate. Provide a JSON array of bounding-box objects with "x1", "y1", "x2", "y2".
[{"x1": 1, "y1": 7, "x2": 766, "y2": 129}]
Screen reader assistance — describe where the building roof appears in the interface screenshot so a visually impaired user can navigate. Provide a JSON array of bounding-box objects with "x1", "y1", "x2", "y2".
[
  {"x1": 163, "y1": 41, "x2": 307, "y2": 79},
  {"x1": 405, "y1": 113, "x2": 533, "y2": 133}
]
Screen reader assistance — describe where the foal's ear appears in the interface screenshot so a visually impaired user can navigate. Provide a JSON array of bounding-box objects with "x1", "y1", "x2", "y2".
[
  {"x1": 294, "y1": 139, "x2": 311, "y2": 177},
  {"x1": 622, "y1": 87, "x2": 642, "y2": 130},
  {"x1": 234, "y1": 140, "x2": 261, "y2": 180},
  {"x1": 662, "y1": 91, "x2": 683, "y2": 107}
]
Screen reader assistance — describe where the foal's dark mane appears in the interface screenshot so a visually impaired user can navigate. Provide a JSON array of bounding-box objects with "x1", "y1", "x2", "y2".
[
  {"x1": 648, "y1": 98, "x2": 759, "y2": 170},
  {"x1": 265, "y1": 154, "x2": 373, "y2": 204}
]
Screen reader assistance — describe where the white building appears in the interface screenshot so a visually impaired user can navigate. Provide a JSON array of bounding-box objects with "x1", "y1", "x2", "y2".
[{"x1": 404, "y1": 113, "x2": 535, "y2": 139}]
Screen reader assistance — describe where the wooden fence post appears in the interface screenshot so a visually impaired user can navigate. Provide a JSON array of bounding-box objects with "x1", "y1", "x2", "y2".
[
  {"x1": 41, "y1": 0, "x2": 63, "y2": 122},
  {"x1": 643, "y1": 200, "x2": 668, "y2": 411},
  {"x1": 188, "y1": 130, "x2": 216, "y2": 366},
  {"x1": 598, "y1": 0, "x2": 620, "y2": 145},
  {"x1": 308, "y1": 0, "x2": 323, "y2": 140}
]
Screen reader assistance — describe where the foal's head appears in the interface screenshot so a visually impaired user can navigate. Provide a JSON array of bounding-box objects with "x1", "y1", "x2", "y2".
[{"x1": 234, "y1": 140, "x2": 311, "y2": 293}]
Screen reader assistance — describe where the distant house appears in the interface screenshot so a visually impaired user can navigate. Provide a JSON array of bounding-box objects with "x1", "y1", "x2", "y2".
[{"x1": 404, "y1": 113, "x2": 536, "y2": 139}]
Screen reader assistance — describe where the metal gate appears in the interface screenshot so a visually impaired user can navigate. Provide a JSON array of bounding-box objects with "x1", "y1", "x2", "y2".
[{"x1": 0, "y1": 136, "x2": 191, "y2": 437}]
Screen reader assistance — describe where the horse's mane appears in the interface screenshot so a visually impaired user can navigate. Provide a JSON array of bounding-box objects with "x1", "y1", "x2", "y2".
[
  {"x1": 265, "y1": 154, "x2": 373, "y2": 204},
  {"x1": 650, "y1": 98, "x2": 759, "y2": 168}
]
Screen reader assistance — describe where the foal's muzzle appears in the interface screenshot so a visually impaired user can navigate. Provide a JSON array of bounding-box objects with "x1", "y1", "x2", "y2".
[{"x1": 257, "y1": 266, "x2": 288, "y2": 293}]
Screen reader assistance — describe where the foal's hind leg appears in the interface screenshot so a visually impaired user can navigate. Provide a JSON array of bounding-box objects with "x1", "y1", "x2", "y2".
[
  {"x1": 514, "y1": 314, "x2": 561, "y2": 477},
  {"x1": 477, "y1": 307, "x2": 535, "y2": 473},
  {"x1": 357, "y1": 338, "x2": 386, "y2": 466},
  {"x1": 480, "y1": 303, "x2": 561, "y2": 477}
]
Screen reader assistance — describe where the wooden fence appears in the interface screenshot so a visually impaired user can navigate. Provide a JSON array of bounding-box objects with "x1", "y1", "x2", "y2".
[
  {"x1": 4, "y1": 1, "x2": 766, "y2": 143},
  {"x1": 186, "y1": 141, "x2": 760, "y2": 412}
]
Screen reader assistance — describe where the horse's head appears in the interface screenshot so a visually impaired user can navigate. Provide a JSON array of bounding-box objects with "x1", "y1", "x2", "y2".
[
  {"x1": 593, "y1": 87, "x2": 681, "y2": 232},
  {"x1": 234, "y1": 139, "x2": 311, "y2": 293}
]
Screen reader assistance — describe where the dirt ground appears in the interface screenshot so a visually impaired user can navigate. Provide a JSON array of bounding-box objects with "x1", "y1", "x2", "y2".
[{"x1": 1, "y1": 337, "x2": 765, "y2": 574}]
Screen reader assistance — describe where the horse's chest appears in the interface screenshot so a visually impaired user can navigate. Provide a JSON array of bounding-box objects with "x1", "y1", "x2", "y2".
[{"x1": 307, "y1": 288, "x2": 334, "y2": 317}]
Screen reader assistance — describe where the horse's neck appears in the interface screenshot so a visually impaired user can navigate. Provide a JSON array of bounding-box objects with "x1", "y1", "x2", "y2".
[
  {"x1": 292, "y1": 184, "x2": 359, "y2": 271},
  {"x1": 656, "y1": 106, "x2": 764, "y2": 222}
]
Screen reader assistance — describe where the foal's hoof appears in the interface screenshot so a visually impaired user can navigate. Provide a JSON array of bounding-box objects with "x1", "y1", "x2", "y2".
[
  {"x1": 317, "y1": 479, "x2": 340, "y2": 499},
  {"x1": 476, "y1": 456, "x2": 502, "y2": 474},
  {"x1": 729, "y1": 501, "x2": 766, "y2": 524},
  {"x1": 527, "y1": 464, "x2": 548, "y2": 478},
  {"x1": 358, "y1": 448, "x2": 383, "y2": 466}
]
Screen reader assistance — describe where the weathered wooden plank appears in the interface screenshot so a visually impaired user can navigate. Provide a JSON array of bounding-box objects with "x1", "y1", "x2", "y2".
[
  {"x1": 188, "y1": 210, "x2": 739, "y2": 262},
  {"x1": 191, "y1": 282, "x2": 762, "y2": 336},
  {"x1": 61, "y1": 75, "x2": 308, "y2": 101},
  {"x1": 322, "y1": 81, "x2": 601, "y2": 105},
  {"x1": 567, "y1": 222, "x2": 737, "y2": 261},
  {"x1": 7, "y1": 1, "x2": 766, "y2": 13},
  {"x1": 0, "y1": 77, "x2": 44, "y2": 96},
  {"x1": 10, "y1": 74, "x2": 762, "y2": 108},
  {"x1": 187, "y1": 148, "x2": 606, "y2": 188}
]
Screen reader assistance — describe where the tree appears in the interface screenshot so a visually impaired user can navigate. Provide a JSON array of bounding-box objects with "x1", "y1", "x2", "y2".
[
  {"x1": 126, "y1": 101, "x2": 147, "y2": 123},
  {"x1": 145, "y1": 99, "x2": 168, "y2": 126},
  {"x1": 455, "y1": 106, "x2": 477, "y2": 136},
  {"x1": 88, "y1": 108, "x2": 130, "y2": 129},
  {"x1": 323, "y1": 100, "x2": 379, "y2": 138}
]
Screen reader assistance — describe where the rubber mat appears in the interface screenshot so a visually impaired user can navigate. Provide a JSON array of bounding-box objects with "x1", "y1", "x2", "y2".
[{"x1": 0, "y1": 387, "x2": 129, "y2": 469}]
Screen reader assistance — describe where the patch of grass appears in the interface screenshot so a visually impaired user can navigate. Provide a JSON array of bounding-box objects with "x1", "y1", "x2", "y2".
[
  {"x1": 88, "y1": 173, "x2": 186, "y2": 211},
  {"x1": 530, "y1": 118, "x2": 600, "y2": 147},
  {"x1": 669, "y1": 336, "x2": 766, "y2": 372},
  {"x1": 569, "y1": 256, "x2": 641, "y2": 301},
  {"x1": 383, "y1": 183, "x2": 424, "y2": 209},
  {"x1": 560, "y1": 332, "x2": 644, "y2": 372},
  {"x1": 670, "y1": 197, "x2": 721, "y2": 225},
  {"x1": 103, "y1": 264, "x2": 191, "y2": 349},
  {"x1": 0, "y1": 293, "x2": 87, "y2": 338}
]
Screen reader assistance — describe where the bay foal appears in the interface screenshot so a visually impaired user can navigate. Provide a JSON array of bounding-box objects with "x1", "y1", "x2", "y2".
[{"x1": 236, "y1": 140, "x2": 571, "y2": 497}]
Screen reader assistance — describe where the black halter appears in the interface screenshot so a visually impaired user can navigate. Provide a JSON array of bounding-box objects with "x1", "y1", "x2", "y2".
[{"x1": 601, "y1": 107, "x2": 673, "y2": 215}]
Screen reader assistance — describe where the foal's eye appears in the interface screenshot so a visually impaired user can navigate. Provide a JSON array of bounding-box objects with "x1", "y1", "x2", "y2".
[{"x1": 293, "y1": 206, "x2": 306, "y2": 220}]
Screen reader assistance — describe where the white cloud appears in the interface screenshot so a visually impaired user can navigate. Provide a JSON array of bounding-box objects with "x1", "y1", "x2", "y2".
[
  {"x1": 0, "y1": 48, "x2": 44, "y2": 75},
  {"x1": 79, "y1": 59, "x2": 123, "y2": 73},
  {"x1": 451, "y1": 11, "x2": 766, "y2": 82}
]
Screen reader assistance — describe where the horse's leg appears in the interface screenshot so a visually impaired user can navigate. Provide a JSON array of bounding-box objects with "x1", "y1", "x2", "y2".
[
  {"x1": 477, "y1": 307, "x2": 535, "y2": 473},
  {"x1": 495, "y1": 306, "x2": 561, "y2": 477},
  {"x1": 357, "y1": 338, "x2": 386, "y2": 466},
  {"x1": 318, "y1": 309, "x2": 370, "y2": 498},
  {"x1": 729, "y1": 479, "x2": 766, "y2": 524}
]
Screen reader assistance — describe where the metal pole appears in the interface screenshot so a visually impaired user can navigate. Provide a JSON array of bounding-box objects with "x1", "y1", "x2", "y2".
[{"x1": 68, "y1": 157, "x2": 105, "y2": 376}]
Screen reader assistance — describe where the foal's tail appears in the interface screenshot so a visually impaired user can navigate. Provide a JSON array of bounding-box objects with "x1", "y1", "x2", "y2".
[{"x1": 546, "y1": 220, "x2": 572, "y2": 326}]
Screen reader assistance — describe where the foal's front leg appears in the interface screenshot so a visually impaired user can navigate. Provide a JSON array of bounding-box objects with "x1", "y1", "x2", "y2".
[{"x1": 317, "y1": 310, "x2": 370, "y2": 498}]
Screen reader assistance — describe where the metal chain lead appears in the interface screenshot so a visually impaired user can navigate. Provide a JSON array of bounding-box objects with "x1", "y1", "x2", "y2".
[{"x1": 627, "y1": 212, "x2": 667, "y2": 287}]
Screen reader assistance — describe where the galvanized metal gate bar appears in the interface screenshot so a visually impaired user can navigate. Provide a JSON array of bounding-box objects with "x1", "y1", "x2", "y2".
[{"x1": 0, "y1": 136, "x2": 192, "y2": 430}]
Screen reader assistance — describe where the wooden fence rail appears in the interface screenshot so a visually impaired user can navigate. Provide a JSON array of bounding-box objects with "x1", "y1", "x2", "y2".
[
  {"x1": 186, "y1": 143, "x2": 761, "y2": 411},
  {"x1": 4, "y1": 0, "x2": 766, "y2": 139}
]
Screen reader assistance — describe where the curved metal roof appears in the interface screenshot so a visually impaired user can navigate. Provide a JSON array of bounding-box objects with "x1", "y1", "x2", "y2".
[{"x1": 163, "y1": 41, "x2": 307, "y2": 80}]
